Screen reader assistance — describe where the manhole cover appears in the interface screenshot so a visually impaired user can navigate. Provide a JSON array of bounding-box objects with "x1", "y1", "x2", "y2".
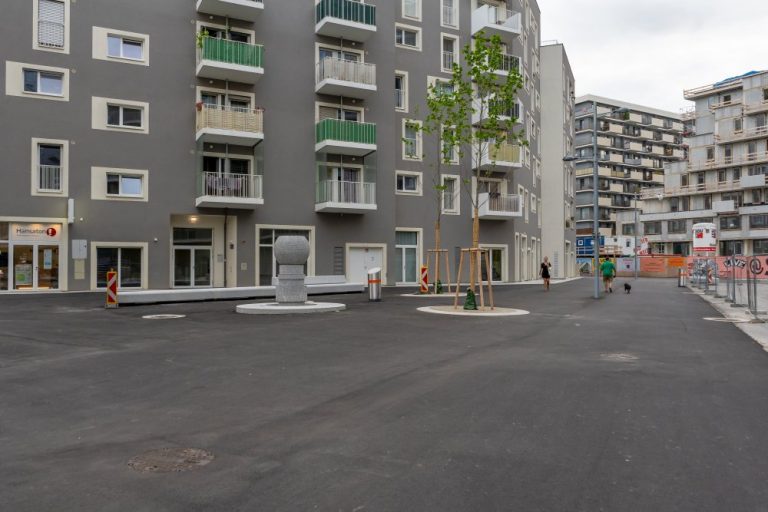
[
  {"x1": 142, "y1": 314, "x2": 186, "y2": 320},
  {"x1": 600, "y1": 353, "x2": 638, "y2": 362},
  {"x1": 128, "y1": 448, "x2": 213, "y2": 473},
  {"x1": 703, "y1": 317, "x2": 748, "y2": 323}
]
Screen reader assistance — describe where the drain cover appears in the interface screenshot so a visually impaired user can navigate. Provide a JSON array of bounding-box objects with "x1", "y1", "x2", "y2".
[
  {"x1": 600, "y1": 353, "x2": 638, "y2": 362},
  {"x1": 128, "y1": 448, "x2": 213, "y2": 473},
  {"x1": 142, "y1": 314, "x2": 186, "y2": 320}
]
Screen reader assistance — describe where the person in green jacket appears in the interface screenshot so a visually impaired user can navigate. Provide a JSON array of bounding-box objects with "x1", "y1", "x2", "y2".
[{"x1": 599, "y1": 258, "x2": 616, "y2": 293}]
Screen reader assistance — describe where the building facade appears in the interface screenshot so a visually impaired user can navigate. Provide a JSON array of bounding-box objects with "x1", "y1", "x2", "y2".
[
  {"x1": 573, "y1": 95, "x2": 684, "y2": 259},
  {"x1": 539, "y1": 41, "x2": 575, "y2": 278},
  {"x1": 1, "y1": 0, "x2": 561, "y2": 292},
  {"x1": 638, "y1": 70, "x2": 768, "y2": 257}
]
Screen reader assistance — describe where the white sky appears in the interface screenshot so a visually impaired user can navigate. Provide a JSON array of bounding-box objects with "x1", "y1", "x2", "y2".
[{"x1": 540, "y1": 0, "x2": 768, "y2": 114}]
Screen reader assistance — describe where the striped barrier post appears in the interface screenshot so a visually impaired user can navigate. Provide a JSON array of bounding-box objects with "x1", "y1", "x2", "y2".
[
  {"x1": 420, "y1": 265, "x2": 429, "y2": 294},
  {"x1": 106, "y1": 269, "x2": 118, "y2": 309}
]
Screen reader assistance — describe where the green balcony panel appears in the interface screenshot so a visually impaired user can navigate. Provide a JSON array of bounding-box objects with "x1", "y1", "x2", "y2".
[
  {"x1": 200, "y1": 36, "x2": 264, "y2": 68},
  {"x1": 316, "y1": 119, "x2": 376, "y2": 145},
  {"x1": 316, "y1": 0, "x2": 376, "y2": 26}
]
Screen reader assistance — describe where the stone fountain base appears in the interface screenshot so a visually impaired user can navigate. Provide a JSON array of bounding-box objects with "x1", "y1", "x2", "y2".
[{"x1": 236, "y1": 301, "x2": 346, "y2": 315}]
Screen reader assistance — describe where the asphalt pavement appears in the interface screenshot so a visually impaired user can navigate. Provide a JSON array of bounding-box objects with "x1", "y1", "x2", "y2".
[{"x1": 1, "y1": 278, "x2": 767, "y2": 511}]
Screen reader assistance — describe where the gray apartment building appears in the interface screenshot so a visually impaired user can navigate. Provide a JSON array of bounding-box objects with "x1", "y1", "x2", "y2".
[
  {"x1": 1, "y1": 0, "x2": 559, "y2": 292},
  {"x1": 539, "y1": 41, "x2": 575, "y2": 278},
  {"x1": 638, "y1": 70, "x2": 768, "y2": 256},
  {"x1": 573, "y1": 95, "x2": 685, "y2": 257}
]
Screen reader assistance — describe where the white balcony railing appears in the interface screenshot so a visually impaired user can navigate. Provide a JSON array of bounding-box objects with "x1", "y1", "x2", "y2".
[
  {"x1": 688, "y1": 151, "x2": 768, "y2": 171},
  {"x1": 403, "y1": 137, "x2": 419, "y2": 158},
  {"x1": 443, "y1": 190, "x2": 457, "y2": 212},
  {"x1": 316, "y1": 57, "x2": 376, "y2": 87},
  {"x1": 196, "y1": 104, "x2": 264, "y2": 133},
  {"x1": 395, "y1": 89, "x2": 405, "y2": 109},
  {"x1": 317, "y1": 180, "x2": 376, "y2": 205},
  {"x1": 472, "y1": 4, "x2": 522, "y2": 34},
  {"x1": 38, "y1": 165, "x2": 61, "y2": 192},
  {"x1": 200, "y1": 172, "x2": 262, "y2": 200},
  {"x1": 639, "y1": 175, "x2": 768, "y2": 200},
  {"x1": 484, "y1": 193, "x2": 521, "y2": 214},
  {"x1": 442, "y1": 51, "x2": 455, "y2": 71},
  {"x1": 716, "y1": 124, "x2": 768, "y2": 143}
]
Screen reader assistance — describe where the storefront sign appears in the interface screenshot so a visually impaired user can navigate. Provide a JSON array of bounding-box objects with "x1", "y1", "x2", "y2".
[
  {"x1": 10, "y1": 223, "x2": 62, "y2": 242},
  {"x1": 668, "y1": 257, "x2": 686, "y2": 268}
]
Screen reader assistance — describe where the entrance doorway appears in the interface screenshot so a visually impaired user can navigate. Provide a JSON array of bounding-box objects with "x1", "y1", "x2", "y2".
[
  {"x1": 172, "y1": 227, "x2": 213, "y2": 288},
  {"x1": 395, "y1": 231, "x2": 419, "y2": 284},
  {"x1": 347, "y1": 245, "x2": 384, "y2": 284},
  {"x1": 480, "y1": 246, "x2": 505, "y2": 282},
  {"x1": 3, "y1": 222, "x2": 62, "y2": 291}
]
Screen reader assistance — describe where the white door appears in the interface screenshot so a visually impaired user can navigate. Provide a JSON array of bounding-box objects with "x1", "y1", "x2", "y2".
[{"x1": 347, "y1": 247, "x2": 384, "y2": 284}]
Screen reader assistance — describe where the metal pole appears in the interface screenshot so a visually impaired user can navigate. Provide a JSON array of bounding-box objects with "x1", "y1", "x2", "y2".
[
  {"x1": 592, "y1": 101, "x2": 600, "y2": 299},
  {"x1": 634, "y1": 193, "x2": 639, "y2": 280}
]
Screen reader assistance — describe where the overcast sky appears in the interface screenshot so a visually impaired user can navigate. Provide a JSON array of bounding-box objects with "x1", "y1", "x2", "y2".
[{"x1": 540, "y1": 0, "x2": 768, "y2": 114}]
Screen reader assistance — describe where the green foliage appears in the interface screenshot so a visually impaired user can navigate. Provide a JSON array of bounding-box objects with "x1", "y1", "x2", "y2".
[
  {"x1": 463, "y1": 289, "x2": 478, "y2": 310},
  {"x1": 196, "y1": 28, "x2": 209, "y2": 49}
]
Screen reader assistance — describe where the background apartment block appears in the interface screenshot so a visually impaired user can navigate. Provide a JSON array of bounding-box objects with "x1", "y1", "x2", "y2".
[
  {"x1": 639, "y1": 70, "x2": 768, "y2": 256},
  {"x1": 1, "y1": 0, "x2": 560, "y2": 292},
  {"x1": 539, "y1": 41, "x2": 575, "y2": 278},
  {"x1": 573, "y1": 95, "x2": 684, "y2": 257}
]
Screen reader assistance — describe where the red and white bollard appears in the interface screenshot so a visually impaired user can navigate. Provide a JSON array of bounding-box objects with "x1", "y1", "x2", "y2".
[
  {"x1": 105, "y1": 269, "x2": 118, "y2": 309},
  {"x1": 420, "y1": 265, "x2": 429, "y2": 294}
]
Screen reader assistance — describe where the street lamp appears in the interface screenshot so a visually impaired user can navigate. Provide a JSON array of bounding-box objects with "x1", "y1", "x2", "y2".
[{"x1": 565, "y1": 102, "x2": 629, "y2": 299}]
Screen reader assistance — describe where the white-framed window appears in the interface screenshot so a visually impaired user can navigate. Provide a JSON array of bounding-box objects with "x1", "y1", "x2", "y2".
[
  {"x1": 441, "y1": 125, "x2": 459, "y2": 164},
  {"x1": 396, "y1": 171, "x2": 422, "y2": 195},
  {"x1": 395, "y1": 229, "x2": 421, "y2": 285},
  {"x1": 524, "y1": 189, "x2": 530, "y2": 222},
  {"x1": 92, "y1": 97, "x2": 150, "y2": 134},
  {"x1": 403, "y1": 119, "x2": 422, "y2": 160},
  {"x1": 91, "y1": 243, "x2": 148, "y2": 290},
  {"x1": 524, "y1": 71, "x2": 531, "y2": 93},
  {"x1": 441, "y1": 0, "x2": 458, "y2": 28},
  {"x1": 107, "y1": 104, "x2": 143, "y2": 128},
  {"x1": 441, "y1": 34, "x2": 459, "y2": 72},
  {"x1": 93, "y1": 28, "x2": 150, "y2": 65},
  {"x1": 395, "y1": 71, "x2": 408, "y2": 112},
  {"x1": 537, "y1": 198, "x2": 542, "y2": 228},
  {"x1": 531, "y1": 193, "x2": 537, "y2": 213},
  {"x1": 402, "y1": 0, "x2": 421, "y2": 20},
  {"x1": 396, "y1": 24, "x2": 421, "y2": 50},
  {"x1": 91, "y1": 167, "x2": 149, "y2": 202},
  {"x1": 23, "y1": 68, "x2": 63, "y2": 97},
  {"x1": 31, "y1": 138, "x2": 68, "y2": 196},
  {"x1": 442, "y1": 174, "x2": 460, "y2": 215},
  {"x1": 34, "y1": 0, "x2": 70, "y2": 53}
]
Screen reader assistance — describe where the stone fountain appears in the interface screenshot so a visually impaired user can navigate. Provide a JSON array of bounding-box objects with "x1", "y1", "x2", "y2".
[{"x1": 236, "y1": 236, "x2": 346, "y2": 315}]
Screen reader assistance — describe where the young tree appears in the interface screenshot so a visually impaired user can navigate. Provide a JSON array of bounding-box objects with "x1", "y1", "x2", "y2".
[{"x1": 453, "y1": 31, "x2": 526, "y2": 290}]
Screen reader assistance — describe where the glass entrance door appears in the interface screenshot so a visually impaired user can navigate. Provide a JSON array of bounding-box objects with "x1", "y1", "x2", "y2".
[
  {"x1": 13, "y1": 245, "x2": 34, "y2": 290},
  {"x1": 37, "y1": 245, "x2": 59, "y2": 289},
  {"x1": 0, "y1": 244, "x2": 8, "y2": 291},
  {"x1": 174, "y1": 247, "x2": 212, "y2": 287},
  {"x1": 481, "y1": 248, "x2": 504, "y2": 282},
  {"x1": 395, "y1": 231, "x2": 418, "y2": 284}
]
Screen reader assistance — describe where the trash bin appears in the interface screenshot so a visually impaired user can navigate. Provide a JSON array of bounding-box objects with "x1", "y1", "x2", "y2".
[
  {"x1": 367, "y1": 267, "x2": 382, "y2": 302},
  {"x1": 678, "y1": 268, "x2": 687, "y2": 287}
]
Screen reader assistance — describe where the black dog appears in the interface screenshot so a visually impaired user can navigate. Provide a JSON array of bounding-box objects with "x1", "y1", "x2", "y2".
[{"x1": 624, "y1": 283, "x2": 632, "y2": 294}]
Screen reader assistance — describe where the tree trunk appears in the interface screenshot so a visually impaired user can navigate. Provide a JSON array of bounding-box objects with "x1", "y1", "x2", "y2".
[{"x1": 434, "y1": 219, "x2": 441, "y2": 290}]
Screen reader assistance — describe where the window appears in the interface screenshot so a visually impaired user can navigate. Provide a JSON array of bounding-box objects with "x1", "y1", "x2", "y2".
[
  {"x1": 441, "y1": 36, "x2": 457, "y2": 72},
  {"x1": 38, "y1": 144, "x2": 62, "y2": 192},
  {"x1": 681, "y1": 174, "x2": 689, "y2": 187},
  {"x1": 23, "y1": 69, "x2": 63, "y2": 96},
  {"x1": 670, "y1": 197, "x2": 679, "y2": 212},
  {"x1": 644, "y1": 221, "x2": 662, "y2": 235},
  {"x1": 402, "y1": 0, "x2": 420, "y2": 20},
  {"x1": 706, "y1": 147, "x2": 715, "y2": 161},
  {"x1": 622, "y1": 224, "x2": 636, "y2": 236},
  {"x1": 718, "y1": 170, "x2": 726, "y2": 183},
  {"x1": 763, "y1": 88, "x2": 768, "y2": 102},
  {"x1": 703, "y1": 194, "x2": 712, "y2": 210},
  {"x1": 107, "y1": 35, "x2": 143, "y2": 60},
  {"x1": 733, "y1": 168, "x2": 741, "y2": 181},
  {"x1": 396, "y1": 25, "x2": 420, "y2": 50},
  {"x1": 441, "y1": 0, "x2": 457, "y2": 27},
  {"x1": 720, "y1": 216, "x2": 741, "y2": 230},
  {"x1": 696, "y1": 172, "x2": 705, "y2": 185},
  {"x1": 722, "y1": 192, "x2": 743, "y2": 208},
  {"x1": 734, "y1": 118, "x2": 743, "y2": 133},
  {"x1": 395, "y1": 230, "x2": 419, "y2": 284},
  {"x1": 668, "y1": 220, "x2": 686, "y2": 234},
  {"x1": 257, "y1": 227, "x2": 313, "y2": 286},
  {"x1": 395, "y1": 72, "x2": 407, "y2": 111},
  {"x1": 403, "y1": 120, "x2": 421, "y2": 160},
  {"x1": 95, "y1": 247, "x2": 143, "y2": 289},
  {"x1": 106, "y1": 173, "x2": 143, "y2": 197},
  {"x1": 750, "y1": 214, "x2": 768, "y2": 229},
  {"x1": 751, "y1": 189, "x2": 763, "y2": 205},
  {"x1": 754, "y1": 239, "x2": 768, "y2": 254},
  {"x1": 442, "y1": 175, "x2": 459, "y2": 214},
  {"x1": 441, "y1": 125, "x2": 459, "y2": 164},
  {"x1": 531, "y1": 193, "x2": 537, "y2": 213},
  {"x1": 396, "y1": 171, "x2": 421, "y2": 195},
  {"x1": 35, "y1": 0, "x2": 67, "y2": 51},
  {"x1": 107, "y1": 104, "x2": 143, "y2": 128}
]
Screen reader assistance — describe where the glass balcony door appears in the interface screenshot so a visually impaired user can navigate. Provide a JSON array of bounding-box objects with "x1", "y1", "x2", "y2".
[{"x1": 173, "y1": 248, "x2": 212, "y2": 288}]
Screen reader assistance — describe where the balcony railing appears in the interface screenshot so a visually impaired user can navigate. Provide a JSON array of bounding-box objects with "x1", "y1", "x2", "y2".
[
  {"x1": 639, "y1": 175, "x2": 768, "y2": 200},
  {"x1": 485, "y1": 193, "x2": 521, "y2": 214},
  {"x1": 196, "y1": 104, "x2": 264, "y2": 133},
  {"x1": 715, "y1": 124, "x2": 768, "y2": 143},
  {"x1": 316, "y1": 0, "x2": 376, "y2": 26},
  {"x1": 495, "y1": 53, "x2": 520, "y2": 74},
  {"x1": 199, "y1": 172, "x2": 262, "y2": 201},
  {"x1": 395, "y1": 89, "x2": 405, "y2": 109},
  {"x1": 315, "y1": 119, "x2": 376, "y2": 145},
  {"x1": 317, "y1": 180, "x2": 376, "y2": 205},
  {"x1": 316, "y1": 57, "x2": 376, "y2": 87},
  {"x1": 442, "y1": 5, "x2": 457, "y2": 27},
  {"x1": 38, "y1": 20, "x2": 65, "y2": 49},
  {"x1": 38, "y1": 165, "x2": 61, "y2": 192},
  {"x1": 688, "y1": 150, "x2": 768, "y2": 171},
  {"x1": 443, "y1": 190, "x2": 457, "y2": 211},
  {"x1": 745, "y1": 100, "x2": 768, "y2": 114},
  {"x1": 442, "y1": 51, "x2": 455, "y2": 71},
  {"x1": 198, "y1": 36, "x2": 263, "y2": 68}
]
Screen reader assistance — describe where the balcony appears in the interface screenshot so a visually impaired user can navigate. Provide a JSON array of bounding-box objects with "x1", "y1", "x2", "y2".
[
  {"x1": 715, "y1": 124, "x2": 768, "y2": 143},
  {"x1": 195, "y1": 105, "x2": 264, "y2": 146},
  {"x1": 478, "y1": 192, "x2": 522, "y2": 220},
  {"x1": 473, "y1": 142, "x2": 523, "y2": 171},
  {"x1": 471, "y1": 4, "x2": 522, "y2": 39},
  {"x1": 688, "y1": 150, "x2": 768, "y2": 171},
  {"x1": 195, "y1": 0, "x2": 263, "y2": 22},
  {"x1": 315, "y1": 119, "x2": 376, "y2": 156},
  {"x1": 638, "y1": 174, "x2": 768, "y2": 200},
  {"x1": 196, "y1": 172, "x2": 263, "y2": 209},
  {"x1": 196, "y1": 36, "x2": 264, "y2": 84},
  {"x1": 315, "y1": 58, "x2": 377, "y2": 98},
  {"x1": 493, "y1": 53, "x2": 520, "y2": 77},
  {"x1": 745, "y1": 100, "x2": 768, "y2": 115},
  {"x1": 315, "y1": 180, "x2": 376, "y2": 213},
  {"x1": 315, "y1": 0, "x2": 376, "y2": 41},
  {"x1": 472, "y1": 97, "x2": 521, "y2": 126}
]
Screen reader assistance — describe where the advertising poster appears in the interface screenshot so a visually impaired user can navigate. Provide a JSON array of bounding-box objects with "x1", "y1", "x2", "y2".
[{"x1": 15, "y1": 264, "x2": 32, "y2": 286}]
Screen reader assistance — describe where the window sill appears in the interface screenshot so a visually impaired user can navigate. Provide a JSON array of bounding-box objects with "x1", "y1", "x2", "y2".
[
  {"x1": 396, "y1": 190, "x2": 422, "y2": 197},
  {"x1": 21, "y1": 90, "x2": 67, "y2": 101},
  {"x1": 396, "y1": 44, "x2": 421, "y2": 52},
  {"x1": 105, "y1": 55, "x2": 148, "y2": 66}
]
